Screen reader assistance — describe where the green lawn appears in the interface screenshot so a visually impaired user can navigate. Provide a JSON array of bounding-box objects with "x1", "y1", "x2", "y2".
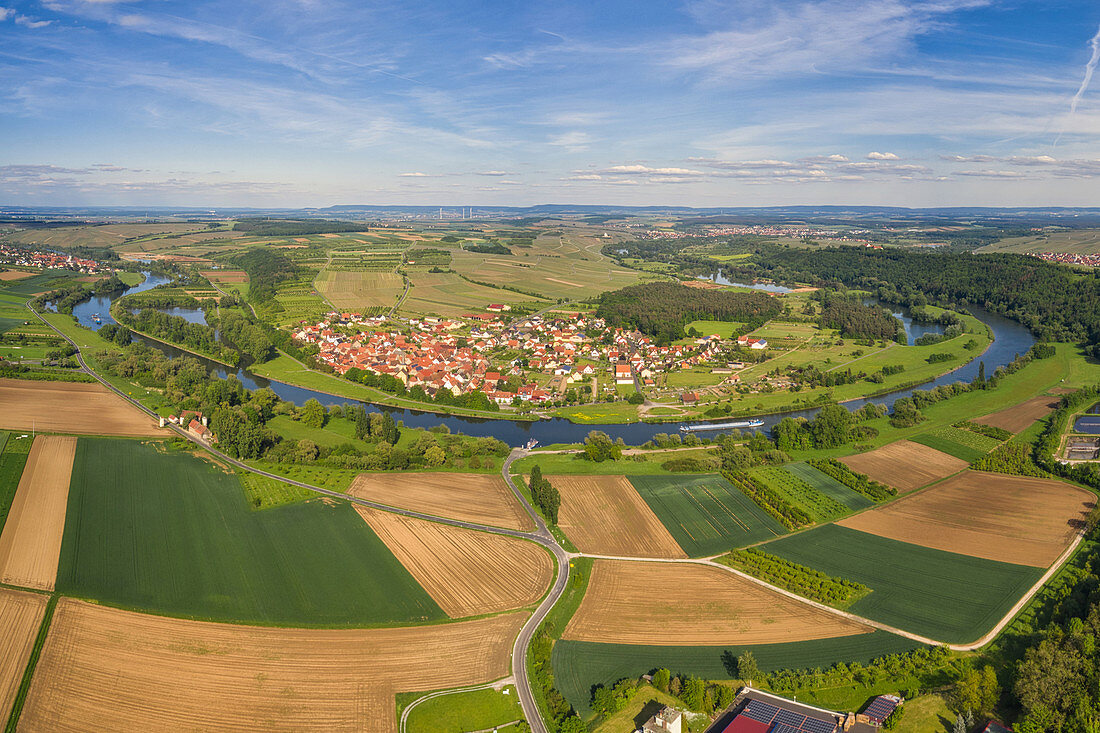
[
  {"x1": 238, "y1": 471, "x2": 314, "y2": 509},
  {"x1": 684, "y1": 320, "x2": 743, "y2": 339},
  {"x1": 910, "y1": 426, "x2": 1002, "y2": 463},
  {"x1": 553, "y1": 632, "x2": 922, "y2": 717},
  {"x1": 760, "y1": 525, "x2": 1044, "y2": 643},
  {"x1": 783, "y1": 463, "x2": 874, "y2": 511},
  {"x1": 894, "y1": 694, "x2": 953, "y2": 733},
  {"x1": 57, "y1": 438, "x2": 444, "y2": 626},
  {"x1": 750, "y1": 466, "x2": 848, "y2": 522},
  {"x1": 266, "y1": 414, "x2": 372, "y2": 449},
  {"x1": 404, "y1": 686, "x2": 524, "y2": 733},
  {"x1": 627, "y1": 474, "x2": 787, "y2": 557}
]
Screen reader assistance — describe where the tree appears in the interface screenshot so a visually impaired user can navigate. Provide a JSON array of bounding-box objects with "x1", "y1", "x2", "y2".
[
  {"x1": 423, "y1": 444, "x2": 446, "y2": 466},
  {"x1": 652, "y1": 668, "x2": 670, "y2": 692},
  {"x1": 301, "y1": 398, "x2": 326, "y2": 428},
  {"x1": 810, "y1": 404, "x2": 852, "y2": 448},
  {"x1": 681, "y1": 676, "x2": 706, "y2": 712},
  {"x1": 558, "y1": 716, "x2": 587, "y2": 733},
  {"x1": 738, "y1": 651, "x2": 759, "y2": 684},
  {"x1": 715, "y1": 684, "x2": 735, "y2": 712}
]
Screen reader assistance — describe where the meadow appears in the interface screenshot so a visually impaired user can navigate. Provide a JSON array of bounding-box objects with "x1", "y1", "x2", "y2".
[
  {"x1": 404, "y1": 686, "x2": 524, "y2": 733},
  {"x1": 909, "y1": 425, "x2": 1002, "y2": 462},
  {"x1": 552, "y1": 632, "x2": 922, "y2": 717},
  {"x1": 627, "y1": 474, "x2": 787, "y2": 557},
  {"x1": 760, "y1": 524, "x2": 1045, "y2": 643},
  {"x1": 57, "y1": 438, "x2": 445, "y2": 626},
  {"x1": 782, "y1": 462, "x2": 873, "y2": 511}
]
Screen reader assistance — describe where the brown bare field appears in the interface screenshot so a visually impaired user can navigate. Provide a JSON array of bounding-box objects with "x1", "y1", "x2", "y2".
[
  {"x1": 550, "y1": 475, "x2": 686, "y2": 558},
  {"x1": 0, "y1": 436, "x2": 76, "y2": 591},
  {"x1": 348, "y1": 472, "x2": 533, "y2": 531},
  {"x1": 0, "y1": 589, "x2": 47, "y2": 722},
  {"x1": 564, "y1": 560, "x2": 870, "y2": 645},
  {"x1": 21, "y1": 599, "x2": 525, "y2": 733},
  {"x1": 839, "y1": 440, "x2": 967, "y2": 493},
  {"x1": 0, "y1": 270, "x2": 34, "y2": 281},
  {"x1": 838, "y1": 470, "x2": 1093, "y2": 567},
  {"x1": 356, "y1": 507, "x2": 552, "y2": 618},
  {"x1": 975, "y1": 394, "x2": 1061, "y2": 433},
  {"x1": 202, "y1": 269, "x2": 249, "y2": 283},
  {"x1": 0, "y1": 378, "x2": 161, "y2": 436}
]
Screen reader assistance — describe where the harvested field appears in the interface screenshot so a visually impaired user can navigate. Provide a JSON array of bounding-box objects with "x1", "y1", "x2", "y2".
[
  {"x1": 348, "y1": 472, "x2": 533, "y2": 531},
  {"x1": 202, "y1": 269, "x2": 248, "y2": 283},
  {"x1": 0, "y1": 270, "x2": 34, "y2": 281},
  {"x1": 316, "y1": 270, "x2": 404, "y2": 310},
  {"x1": 20, "y1": 599, "x2": 524, "y2": 733},
  {"x1": 839, "y1": 440, "x2": 966, "y2": 493},
  {"x1": 0, "y1": 378, "x2": 161, "y2": 436},
  {"x1": 564, "y1": 560, "x2": 870, "y2": 645},
  {"x1": 0, "y1": 436, "x2": 76, "y2": 590},
  {"x1": 0, "y1": 588, "x2": 47, "y2": 722},
  {"x1": 975, "y1": 394, "x2": 1061, "y2": 433},
  {"x1": 838, "y1": 470, "x2": 1093, "y2": 567},
  {"x1": 356, "y1": 507, "x2": 552, "y2": 617},
  {"x1": 551, "y1": 475, "x2": 686, "y2": 558}
]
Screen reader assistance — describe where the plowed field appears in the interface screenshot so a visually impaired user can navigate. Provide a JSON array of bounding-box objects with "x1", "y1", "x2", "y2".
[
  {"x1": 0, "y1": 379, "x2": 160, "y2": 436},
  {"x1": 0, "y1": 588, "x2": 47, "y2": 722},
  {"x1": 356, "y1": 506, "x2": 552, "y2": 618},
  {"x1": 349, "y1": 472, "x2": 533, "y2": 531},
  {"x1": 975, "y1": 394, "x2": 1061, "y2": 433},
  {"x1": 550, "y1": 475, "x2": 686, "y2": 558},
  {"x1": 0, "y1": 436, "x2": 76, "y2": 590},
  {"x1": 838, "y1": 470, "x2": 1093, "y2": 567},
  {"x1": 564, "y1": 560, "x2": 870, "y2": 645},
  {"x1": 20, "y1": 599, "x2": 525, "y2": 733},
  {"x1": 839, "y1": 440, "x2": 967, "y2": 493}
]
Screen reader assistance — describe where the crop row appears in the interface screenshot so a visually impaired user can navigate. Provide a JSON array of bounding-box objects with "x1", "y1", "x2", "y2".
[
  {"x1": 752, "y1": 467, "x2": 848, "y2": 523},
  {"x1": 806, "y1": 459, "x2": 895, "y2": 501},
  {"x1": 722, "y1": 469, "x2": 812, "y2": 530}
]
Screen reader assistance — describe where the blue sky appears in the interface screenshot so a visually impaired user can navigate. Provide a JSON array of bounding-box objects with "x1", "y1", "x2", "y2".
[{"x1": 1, "y1": 0, "x2": 1099, "y2": 207}]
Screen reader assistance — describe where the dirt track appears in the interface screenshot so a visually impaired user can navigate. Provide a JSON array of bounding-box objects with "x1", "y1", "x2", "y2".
[
  {"x1": 975, "y1": 395, "x2": 1061, "y2": 433},
  {"x1": 839, "y1": 470, "x2": 1094, "y2": 567},
  {"x1": 564, "y1": 560, "x2": 871, "y2": 645},
  {"x1": 0, "y1": 589, "x2": 46, "y2": 723},
  {"x1": 20, "y1": 599, "x2": 526, "y2": 733},
  {"x1": 0, "y1": 436, "x2": 76, "y2": 591},
  {"x1": 349, "y1": 472, "x2": 533, "y2": 531},
  {"x1": 356, "y1": 506, "x2": 553, "y2": 618},
  {"x1": 550, "y1": 475, "x2": 686, "y2": 558},
  {"x1": 839, "y1": 440, "x2": 967, "y2": 493},
  {"x1": 0, "y1": 379, "x2": 161, "y2": 436}
]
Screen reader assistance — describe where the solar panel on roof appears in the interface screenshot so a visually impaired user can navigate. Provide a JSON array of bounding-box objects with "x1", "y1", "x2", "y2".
[
  {"x1": 770, "y1": 724, "x2": 801, "y2": 733},
  {"x1": 743, "y1": 701, "x2": 779, "y2": 724},
  {"x1": 801, "y1": 718, "x2": 837, "y2": 733},
  {"x1": 864, "y1": 699, "x2": 898, "y2": 721},
  {"x1": 774, "y1": 710, "x2": 806, "y2": 727}
]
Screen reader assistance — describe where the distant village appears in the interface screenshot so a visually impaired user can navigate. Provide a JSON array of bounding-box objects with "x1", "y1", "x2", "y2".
[
  {"x1": 291, "y1": 310, "x2": 745, "y2": 406},
  {"x1": 0, "y1": 244, "x2": 107, "y2": 274},
  {"x1": 638, "y1": 225, "x2": 873, "y2": 243},
  {"x1": 1034, "y1": 251, "x2": 1100, "y2": 267}
]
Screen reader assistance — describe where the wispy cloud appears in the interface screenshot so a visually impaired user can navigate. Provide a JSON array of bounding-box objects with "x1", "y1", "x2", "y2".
[{"x1": 866, "y1": 151, "x2": 900, "y2": 160}]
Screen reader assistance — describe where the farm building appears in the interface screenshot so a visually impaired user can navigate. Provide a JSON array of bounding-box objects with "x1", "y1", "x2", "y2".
[
  {"x1": 680, "y1": 391, "x2": 699, "y2": 404},
  {"x1": 978, "y1": 722, "x2": 1012, "y2": 733},
  {"x1": 718, "y1": 688, "x2": 883, "y2": 733},
  {"x1": 736, "y1": 336, "x2": 768, "y2": 350},
  {"x1": 643, "y1": 706, "x2": 682, "y2": 733}
]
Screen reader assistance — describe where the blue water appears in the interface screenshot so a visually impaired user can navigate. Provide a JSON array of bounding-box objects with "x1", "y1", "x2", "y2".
[
  {"x1": 70, "y1": 275, "x2": 1036, "y2": 446},
  {"x1": 861, "y1": 298, "x2": 946, "y2": 346},
  {"x1": 700, "y1": 271, "x2": 794, "y2": 293},
  {"x1": 1075, "y1": 410, "x2": 1100, "y2": 434},
  {"x1": 69, "y1": 272, "x2": 172, "y2": 329}
]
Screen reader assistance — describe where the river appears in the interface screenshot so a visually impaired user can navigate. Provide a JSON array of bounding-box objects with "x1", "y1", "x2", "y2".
[{"x1": 71, "y1": 273, "x2": 1036, "y2": 446}]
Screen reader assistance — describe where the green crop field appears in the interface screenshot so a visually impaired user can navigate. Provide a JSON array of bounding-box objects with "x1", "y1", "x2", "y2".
[
  {"x1": 553, "y1": 632, "x2": 922, "y2": 717},
  {"x1": 910, "y1": 426, "x2": 1002, "y2": 462},
  {"x1": 57, "y1": 438, "x2": 444, "y2": 626},
  {"x1": 683, "y1": 320, "x2": 744, "y2": 339},
  {"x1": 627, "y1": 474, "x2": 787, "y2": 557},
  {"x1": 0, "y1": 433, "x2": 32, "y2": 535},
  {"x1": 783, "y1": 463, "x2": 874, "y2": 511},
  {"x1": 238, "y1": 471, "x2": 314, "y2": 510},
  {"x1": 750, "y1": 466, "x2": 848, "y2": 522},
  {"x1": 404, "y1": 686, "x2": 524, "y2": 733},
  {"x1": 760, "y1": 525, "x2": 1044, "y2": 643},
  {"x1": 315, "y1": 269, "x2": 404, "y2": 310}
]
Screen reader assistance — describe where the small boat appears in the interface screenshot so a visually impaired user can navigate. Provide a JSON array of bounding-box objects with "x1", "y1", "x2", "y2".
[
  {"x1": 680, "y1": 419, "x2": 764, "y2": 433},
  {"x1": 91, "y1": 313, "x2": 102, "y2": 324}
]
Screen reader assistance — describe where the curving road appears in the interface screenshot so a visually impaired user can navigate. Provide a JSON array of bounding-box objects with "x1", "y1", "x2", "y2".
[{"x1": 23, "y1": 300, "x2": 1079, "y2": 728}]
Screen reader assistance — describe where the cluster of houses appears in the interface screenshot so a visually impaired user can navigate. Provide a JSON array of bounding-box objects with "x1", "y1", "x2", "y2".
[
  {"x1": 0, "y1": 244, "x2": 106, "y2": 273},
  {"x1": 290, "y1": 310, "x2": 727, "y2": 406},
  {"x1": 162, "y1": 410, "x2": 217, "y2": 443},
  {"x1": 1034, "y1": 251, "x2": 1100, "y2": 268}
]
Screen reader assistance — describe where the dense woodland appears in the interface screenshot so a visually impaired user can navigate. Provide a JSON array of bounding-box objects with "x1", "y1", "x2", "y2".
[
  {"x1": 227, "y1": 248, "x2": 304, "y2": 313},
  {"x1": 814, "y1": 291, "x2": 901, "y2": 341},
  {"x1": 744, "y1": 247, "x2": 1100, "y2": 356},
  {"x1": 596, "y1": 282, "x2": 780, "y2": 343},
  {"x1": 232, "y1": 218, "x2": 367, "y2": 236}
]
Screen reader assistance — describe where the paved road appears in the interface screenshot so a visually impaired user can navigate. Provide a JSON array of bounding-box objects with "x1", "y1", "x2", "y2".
[{"x1": 25, "y1": 300, "x2": 1077, "y2": 725}]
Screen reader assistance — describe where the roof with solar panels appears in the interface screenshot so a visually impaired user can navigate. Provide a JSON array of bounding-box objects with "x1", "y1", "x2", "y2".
[{"x1": 716, "y1": 688, "x2": 889, "y2": 733}]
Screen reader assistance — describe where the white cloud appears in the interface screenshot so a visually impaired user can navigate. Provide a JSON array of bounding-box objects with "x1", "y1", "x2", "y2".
[
  {"x1": 598, "y1": 164, "x2": 705, "y2": 176},
  {"x1": 15, "y1": 15, "x2": 53, "y2": 28},
  {"x1": 0, "y1": 7, "x2": 14, "y2": 21},
  {"x1": 866, "y1": 151, "x2": 900, "y2": 160},
  {"x1": 955, "y1": 170, "x2": 1027, "y2": 179},
  {"x1": 476, "y1": 170, "x2": 509, "y2": 176},
  {"x1": 548, "y1": 131, "x2": 591, "y2": 151},
  {"x1": 398, "y1": 172, "x2": 434, "y2": 177}
]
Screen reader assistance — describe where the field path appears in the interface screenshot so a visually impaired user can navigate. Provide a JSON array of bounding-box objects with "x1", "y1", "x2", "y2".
[{"x1": 0, "y1": 435, "x2": 77, "y2": 590}]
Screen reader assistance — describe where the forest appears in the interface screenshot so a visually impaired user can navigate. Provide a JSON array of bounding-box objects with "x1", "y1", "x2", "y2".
[
  {"x1": 596, "y1": 282, "x2": 780, "y2": 343},
  {"x1": 743, "y1": 247, "x2": 1100, "y2": 356},
  {"x1": 228, "y1": 248, "x2": 303, "y2": 312},
  {"x1": 814, "y1": 291, "x2": 901, "y2": 341}
]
